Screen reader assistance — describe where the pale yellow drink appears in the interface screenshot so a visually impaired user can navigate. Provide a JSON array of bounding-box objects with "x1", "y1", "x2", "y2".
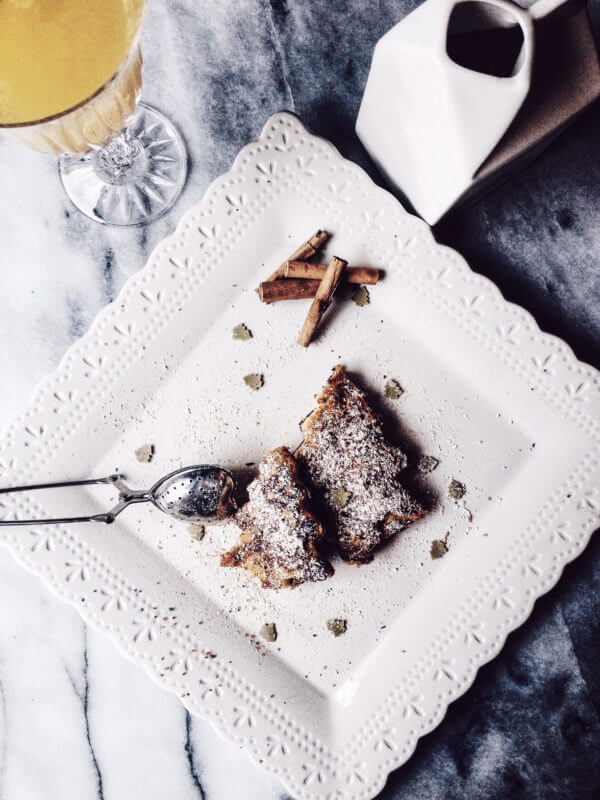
[
  {"x1": 0, "y1": 0, "x2": 185, "y2": 226},
  {"x1": 0, "y1": 0, "x2": 144, "y2": 154}
]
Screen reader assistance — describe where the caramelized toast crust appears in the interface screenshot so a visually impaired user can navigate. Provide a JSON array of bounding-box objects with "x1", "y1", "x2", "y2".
[
  {"x1": 296, "y1": 365, "x2": 425, "y2": 563},
  {"x1": 221, "y1": 446, "x2": 333, "y2": 588}
]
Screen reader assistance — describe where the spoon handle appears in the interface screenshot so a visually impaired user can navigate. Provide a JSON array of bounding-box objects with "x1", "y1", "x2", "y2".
[{"x1": 0, "y1": 474, "x2": 149, "y2": 526}]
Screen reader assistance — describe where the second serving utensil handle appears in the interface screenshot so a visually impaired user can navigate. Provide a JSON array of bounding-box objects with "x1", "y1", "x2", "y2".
[{"x1": 0, "y1": 475, "x2": 150, "y2": 526}]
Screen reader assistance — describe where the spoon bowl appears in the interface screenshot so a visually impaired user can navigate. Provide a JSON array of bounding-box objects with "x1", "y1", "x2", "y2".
[{"x1": 150, "y1": 465, "x2": 236, "y2": 522}]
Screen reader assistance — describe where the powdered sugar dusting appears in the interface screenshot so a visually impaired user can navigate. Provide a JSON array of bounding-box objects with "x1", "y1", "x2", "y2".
[
  {"x1": 296, "y1": 366, "x2": 425, "y2": 562},
  {"x1": 221, "y1": 447, "x2": 332, "y2": 588}
]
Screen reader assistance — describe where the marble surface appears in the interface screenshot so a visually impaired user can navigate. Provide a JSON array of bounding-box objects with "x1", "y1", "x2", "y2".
[{"x1": 1, "y1": 1, "x2": 600, "y2": 798}]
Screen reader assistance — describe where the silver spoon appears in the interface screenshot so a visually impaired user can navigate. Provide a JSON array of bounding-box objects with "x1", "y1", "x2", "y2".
[{"x1": 0, "y1": 465, "x2": 236, "y2": 526}]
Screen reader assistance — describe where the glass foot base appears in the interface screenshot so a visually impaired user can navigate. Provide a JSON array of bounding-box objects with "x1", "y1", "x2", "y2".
[{"x1": 58, "y1": 103, "x2": 187, "y2": 226}]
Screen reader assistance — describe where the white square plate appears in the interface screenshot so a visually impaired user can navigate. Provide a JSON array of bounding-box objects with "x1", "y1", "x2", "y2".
[{"x1": 1, "y1": 113, "x2": 599, "y2": 800}]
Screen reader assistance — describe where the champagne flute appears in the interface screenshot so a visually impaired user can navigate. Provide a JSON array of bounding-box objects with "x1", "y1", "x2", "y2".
[{"x1": 0, "y1": 0, "x2": 186, "y2": 227}]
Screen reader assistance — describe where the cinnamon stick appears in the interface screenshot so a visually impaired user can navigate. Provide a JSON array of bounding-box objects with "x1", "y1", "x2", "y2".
[
  {"x1": 264, "y1": 230, "x2": 328, "y2": 282},
  {"x1": 285, "y1": 260, "x2": 379, "y2": 285},
  {"x1": 259, "y1": 279, "x2": 321, "y2": 303},
  {"x1": 297, "y1": 256, "x2": 347, "y2": 347}
]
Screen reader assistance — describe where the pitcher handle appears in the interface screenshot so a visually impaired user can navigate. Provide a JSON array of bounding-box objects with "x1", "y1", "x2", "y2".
[
  {"x1": 446, "y1": 0, "x2": 534, "y2": 87},
  {"x1": 530, "y1": 0, "x2": 570, "y2": 20}
]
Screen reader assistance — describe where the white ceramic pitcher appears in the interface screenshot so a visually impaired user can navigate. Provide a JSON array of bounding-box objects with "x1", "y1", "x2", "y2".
[{"x1": 356, "y1": 0, "x2": 600, "y2": 224}]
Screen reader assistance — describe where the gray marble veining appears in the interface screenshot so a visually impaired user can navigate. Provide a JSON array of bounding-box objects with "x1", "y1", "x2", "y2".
[{"x1": 1, "y1": 1, "x2": 599, "y2": 799}]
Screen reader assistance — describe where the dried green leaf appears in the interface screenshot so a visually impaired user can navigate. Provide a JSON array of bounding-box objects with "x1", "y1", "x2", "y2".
[
  {"x1": 243, "y1": 373, "x2": 264, "y2": 390},
  {"x1": 134, "y1": 444, "x2": 154, "y2": 463},
  {"x1": 332, "y1": 487, "x2": 351, "y2": 508},
  {"x1": 384, "y1": 380, "x2": 403, "y2": 400},
  {"x1": 352, "y1": 285, "x2": 370, "y2": 307},
  {"x1": 418, "y1": 455, "x2": 439, "y2": 474},
  {"x1": 187, "y1": 523, "x2": 205, "y2": 542},
  {"x1": 327, "y1": 618, "x2": 347, "y2": 637},
  {"x1": 430, "y1": 539, "x2": 449, "y2": 560},
  {"x1": 448, "y1": 479, "x2": 466, "y2": 500},
  {"x1": 233, "y1": 323, "x2": 252, "y2": 341},
  {"x1": 259, "y1": 622, "x2": 277, "y2": 643}
]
